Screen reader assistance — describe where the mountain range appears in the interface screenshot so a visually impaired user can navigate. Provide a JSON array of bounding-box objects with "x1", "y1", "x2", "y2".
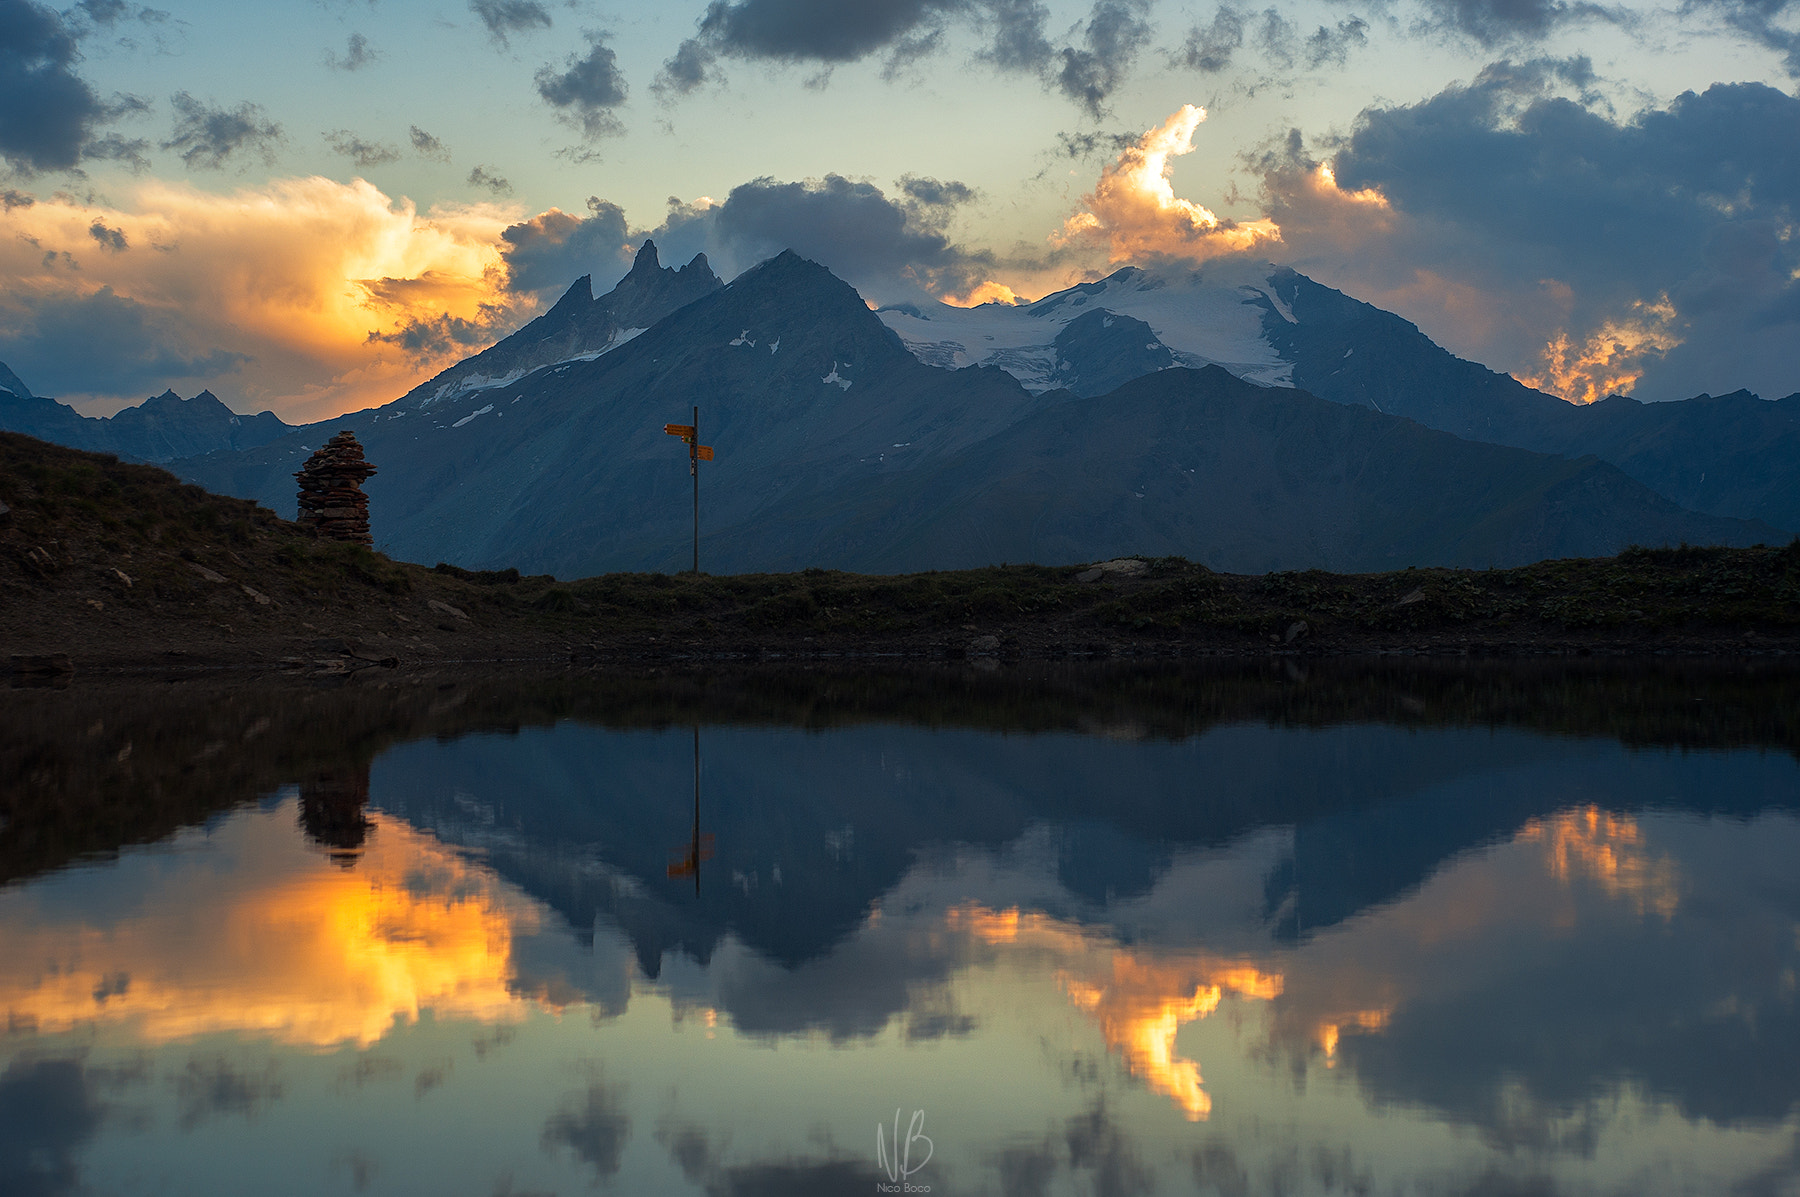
[
  {"x1": 2, "y1": 241, "x2": 1793, "y2": 575},
  {"x1": 0, "y1": 371, "x2": 290, "y2": 463}
]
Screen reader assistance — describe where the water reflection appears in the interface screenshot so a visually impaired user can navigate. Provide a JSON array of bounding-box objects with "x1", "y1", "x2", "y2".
[{"x1": 1, "y1": 662, "x2": 1797, "y2": 1196}]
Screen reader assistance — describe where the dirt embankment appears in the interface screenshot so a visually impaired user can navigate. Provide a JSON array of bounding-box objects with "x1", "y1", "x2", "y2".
[{"x1": 4, "y1": 431, "x2": 1799, "y2": 674}]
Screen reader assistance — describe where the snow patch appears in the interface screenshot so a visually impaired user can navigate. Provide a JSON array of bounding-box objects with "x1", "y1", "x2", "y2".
[
  {"x1": 821, "y1": 363, "x2": 853, "y2": 390},
  {"x1": 452, "y1": 403, "x2": 494, "y2": 428},
  {"x1": 878, "y1": 260, "x2": 1293, "y2": 390},
  {"x1": 769, "y1": 338, "x2": 779, "y2": 354},
  {"x1": 730, "y1": 329, "x2": 756, "y2": 347}
]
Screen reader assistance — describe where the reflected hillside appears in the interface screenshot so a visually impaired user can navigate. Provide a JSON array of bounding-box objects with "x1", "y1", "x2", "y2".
[{"x1": 5, "y1": 659, "x2": 1797, "y2": 892}]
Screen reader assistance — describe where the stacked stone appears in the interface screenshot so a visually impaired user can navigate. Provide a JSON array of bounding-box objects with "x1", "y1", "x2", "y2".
[{"x1": 295, "y1": 431, "x2": 377, "y2": 544}]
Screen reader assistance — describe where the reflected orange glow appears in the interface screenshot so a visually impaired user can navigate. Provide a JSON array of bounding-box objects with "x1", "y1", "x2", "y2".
[
  {"x1": 1057, "y1": 105, "x2": 1282, "y2": 265},
  {"x1": 0, "y1": 808, "x2": 534, "y2": 1047},
  {"x1": 1517, "y1": 297, "x2": 1680, "y2": 404},
  {"x1": 950, "y1": 903, "x2": 1281, "y2": 1120},
  {"x1": 1520, "y1": 806, "x2": 1681, "y2": 919}
]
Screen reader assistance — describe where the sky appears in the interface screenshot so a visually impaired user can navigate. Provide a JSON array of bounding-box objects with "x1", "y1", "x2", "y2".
[{"x1": 0, "y1": 0, "x2": 1796, "y2": 422}]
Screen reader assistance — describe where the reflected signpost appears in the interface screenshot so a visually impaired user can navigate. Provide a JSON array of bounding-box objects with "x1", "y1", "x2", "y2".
[
  {"x1": 663, "y1": 406, "x2": 715, "y2": 574},
  {"x1": 668, "y1": 724, "x2": 716, "y2": 895}
]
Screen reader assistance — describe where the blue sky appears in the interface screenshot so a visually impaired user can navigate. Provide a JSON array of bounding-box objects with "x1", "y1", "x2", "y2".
[{"x1": 1, "y1": 0, "x2": 1796, "y2": 420}]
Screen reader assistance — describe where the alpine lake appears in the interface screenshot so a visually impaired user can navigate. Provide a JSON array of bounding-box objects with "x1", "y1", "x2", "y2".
[{"x1": 3, "y1": 659, "x2": 1797, "y2": 1197}]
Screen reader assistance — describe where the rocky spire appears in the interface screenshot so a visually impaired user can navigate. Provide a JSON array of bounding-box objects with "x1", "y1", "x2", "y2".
[{"x1": 294, "y1": 430, "x2": 377, "y2": 544}]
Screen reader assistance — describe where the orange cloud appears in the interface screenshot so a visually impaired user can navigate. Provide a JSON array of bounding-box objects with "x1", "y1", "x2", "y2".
[
  {"x1": 1057, "y1": 105, "x2": 1281, "y2": 264},
  {"x1": 0, "y1": 178, "x2": 534, "y2": 422},
  {"x1": 0, "y1": 808, "x2": 538, "y2": 1047},
  {"x1": 1516, "y1": 296, "x2": 1681, "y2": 403}
]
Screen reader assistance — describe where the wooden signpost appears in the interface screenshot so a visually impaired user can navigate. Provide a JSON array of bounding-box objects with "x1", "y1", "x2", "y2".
[{"x1": 664, "y1": 405, "x2": 714, "y2": 573}]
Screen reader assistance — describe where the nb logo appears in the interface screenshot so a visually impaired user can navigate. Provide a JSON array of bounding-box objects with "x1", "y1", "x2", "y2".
[{"x1": 876, "y1": 1107, "x2": 933, "y2": 1185}]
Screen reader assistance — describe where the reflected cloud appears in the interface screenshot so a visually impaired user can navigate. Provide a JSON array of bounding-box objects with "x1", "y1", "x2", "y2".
[
  {"x1": 951, "y1": 903, "x2": 1280, "y2": 1120},
  {"x1": 1520, "y1": 805, "x2": 1680, "y2": 919},
  {"x1": 0, "y1": 803, "x2": 537, "y2": 1048},
  {"x1": 540, "y1": 1077, "x2": 631, "y2": 1180},
  {"x1": 0, "y1": 1058, "x2": 102, "y2": 1197}
]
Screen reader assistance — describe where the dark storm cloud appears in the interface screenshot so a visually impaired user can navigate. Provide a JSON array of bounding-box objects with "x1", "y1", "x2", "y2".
[
  {"x1": 470, "y1": 0, "x2": 551, "y2": 48},
  {"x1": 324, "y1": 129, "x2": 399, "y2": 168},
  {"x1": 408, "y1": 124, "x2": 449, "y2": 160},
  {"x1": 0, "y1": 0, "x2": 149, "y2": 174},
  {"x1": 466, "y1": 164, "x2": 511, "y2": 194},
  {"x1": 161, "y1": 92, "x2": 282, "y2": 170},
  {"x1": 1, "y1": 284, "x2": 249, "y2": 394},
  {"x1": 657, "y1": 0, "x2": 1153, "y2": 114},
  {"x1": 325, "y1": 31, "x2": 377, "y2": 71},
  {"x1": 535, "y1": 34, "x2": 627, "y2": 139},
  {"x1": 498, "y1": 197, "x2": 631, "y2": 294}
]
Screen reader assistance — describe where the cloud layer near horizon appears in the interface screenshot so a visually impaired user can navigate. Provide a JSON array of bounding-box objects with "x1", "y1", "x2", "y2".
[{"x1": 0, "y1": 178, "x2": 522, "y2": 420}]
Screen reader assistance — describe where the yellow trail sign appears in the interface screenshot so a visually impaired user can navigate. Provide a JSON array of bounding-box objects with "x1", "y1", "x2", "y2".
[
  {"x1": 695, "y1": 445, "x2": 714, "y2": 461},
  {"x1": 664, "y1": 423, "x2": 695, "y2": 437}
]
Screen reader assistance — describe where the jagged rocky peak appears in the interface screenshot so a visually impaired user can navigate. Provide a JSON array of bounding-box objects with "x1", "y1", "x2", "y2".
[{"x1": 0, "y1": 360, "x2": 32, "y2": 399}]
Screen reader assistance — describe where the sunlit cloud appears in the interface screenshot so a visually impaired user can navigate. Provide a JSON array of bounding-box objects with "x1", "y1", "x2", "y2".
[
  {"x1": 0, "y1": 805, "x2": 539, "y2": 1048},
  {"x1": 948, "y1": 902, "x2": 1282, "y2": 1121},
  {"x1": 0, "y1": 178, "x2": 530, "y2": 421},
  {"x1": 1057, "y1": 104, "x2": 1281, "y2": 265},
  {"x1": 1516, "y1": 296, "x2": 1682, "y2": 403}
]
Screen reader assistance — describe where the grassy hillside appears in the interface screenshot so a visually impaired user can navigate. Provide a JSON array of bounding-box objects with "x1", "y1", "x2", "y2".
[{"x1": 3, "y1": 430, "x2": 1798, "y2": 670}]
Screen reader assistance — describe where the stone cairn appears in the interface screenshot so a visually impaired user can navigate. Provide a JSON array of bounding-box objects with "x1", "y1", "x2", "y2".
[{"x1": 295, "y1": 431, "x2": 377, "y2": 544}]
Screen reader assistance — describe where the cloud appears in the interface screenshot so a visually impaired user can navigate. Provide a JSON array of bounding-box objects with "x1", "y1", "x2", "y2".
[
  {"x1": 1421, "y1": 0, "x2": 1630, "y2": 46},
  {"x1": 469, "y1": 0, "x2": 551, "y2": 48},
  {"x1": 0, "y1": 177, "x2": 526, "y2": 419},
  {"x1": 1260, "y1": 67, "x2": 1800, "y2": 401},
  {"x1": 1058, "y1": 104, "x2": 1280, "y2": 264},
  {"x1": 0, "y1": 1057, "x2": 103, "y2": 1197},
  {"x1": 658, "y1": 0, "x2": 1154, "y2": 114},
  {"x1": 162, "y1": 92, "x2": 283, "y2": 170},
  {"x1": 324, "y1": 130, "x2": 400, "y2": 169},
  {"x1": 1054, "y1": 0, "x2": 1152, "y2": 117},
  {"x1": 498, "y1": 196, "x2": 631, "y2": 295},
  {"x1": 0, "y1": 0, "x2": 150, "y2": 175},
  {"x1": 1178, "y1": 6, "x2": 1246, "y2": 72},
  {"x1": 87, "y1": 217, "x2": 126, "y2": 250},
  {"x1": 540, "y1": 1080, "x2": 630, "y2": 1180},
  {"x1": 408, "y1": 125, "x2": 450, "y2": 161},
  {"x1": 324, "y1": 31, "x2": 377, "y2": 71},
  {"x1": 466, "y1": 164, "x2": 512, "y2": 195},
  {"x1": 1684, "y1": 0, "x2": 1800, "y2": 73},
  {"x1": 535, "y1": 34, "x2": 627, "y2": 140}
]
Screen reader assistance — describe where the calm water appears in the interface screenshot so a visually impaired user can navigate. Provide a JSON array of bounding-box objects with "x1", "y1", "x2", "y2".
[{"x1": 3, "y1": 664, "x2": 1798, "y2": 1197}]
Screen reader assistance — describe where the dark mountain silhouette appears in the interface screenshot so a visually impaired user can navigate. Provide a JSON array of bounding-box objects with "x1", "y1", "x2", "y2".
[
  {"x1": 1263, "y1": 270, "x2": 1800, "y2": 533},
  {"x1": 168, "y1": 254, "x2": 1779, "y2": 575},
  {"x1": 0, "y1": 367, "x2": 290, "y2": 463}
]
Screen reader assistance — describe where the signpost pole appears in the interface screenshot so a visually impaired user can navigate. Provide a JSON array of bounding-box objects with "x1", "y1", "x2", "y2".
[{"x1": 691, "y1": 404, "x2": 699, "y2": 575}]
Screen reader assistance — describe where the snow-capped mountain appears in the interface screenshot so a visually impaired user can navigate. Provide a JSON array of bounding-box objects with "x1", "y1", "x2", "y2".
[
  {"x1": 878, "y1": 260, "x2": 1293, "y2": 396},
  {"x1": 882, "y1": 263, "x2": 1800, "y2": 534},
  {"x1": 166, "y1": 251, "x2": 1778, "y2": 576}
]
